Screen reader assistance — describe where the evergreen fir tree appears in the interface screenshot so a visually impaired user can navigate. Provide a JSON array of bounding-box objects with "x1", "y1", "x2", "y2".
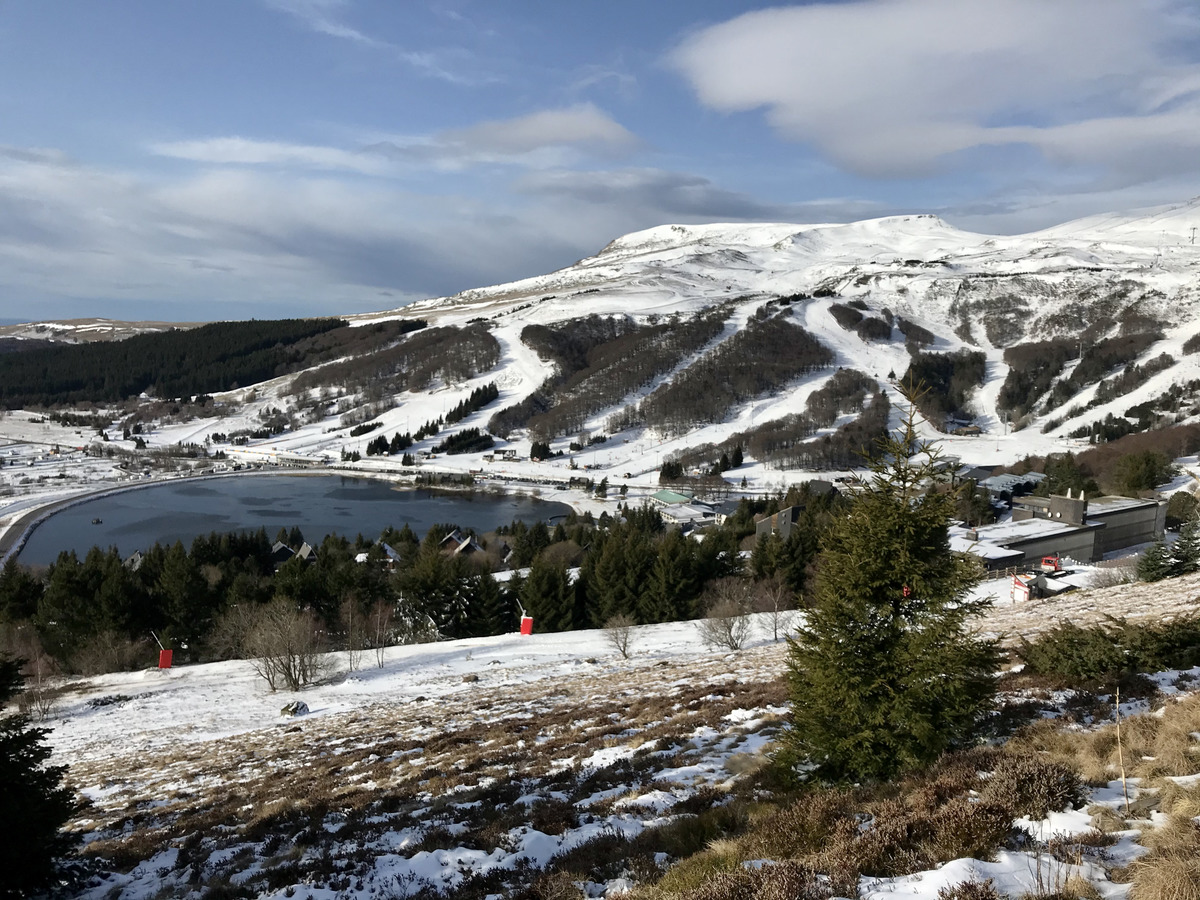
[
  {"x1": 0, "y1": 654, "x2": 78, "y2": 896},
  {"x1": 1171, "y1": 513, "x2": 1200, "y2": 576},
  {"x1": 640, "y1": 529, "x2": 697, "y2": 623},
  {"x1": 0, "y1": 557, "x2": 44, "y2": 623},
  {"x1": 521, "y1": 557, "x2": 575, "y2": 632},
  {"x1": 783, "y1": 410, "x2": 998, "y2": 782},
  {"x1": 1137, "y1": 538, "x2": 1177, "y2": 582},
  {"x1": 749, "y1": 531, "x2": 782, "y2": 580},
  {"x1": 471, "y1": 572, "x2": 514, "y2": 636}
]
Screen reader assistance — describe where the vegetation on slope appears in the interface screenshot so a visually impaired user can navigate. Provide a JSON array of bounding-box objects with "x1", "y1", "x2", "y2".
[
  {"x1": 640, "y1": 312, "x2": 834, "y2": 436},
  {"x1": 0, "y1": 317, "x2": 364, "y2": 407},
  {"x1": 489, "y1": 310, "x2": 731, "y2": 440},
  {"x1": 290, "y1": 322, "x2": 499, "y2": 399},
  {"x1": 1043, "y1": 331, "x2": 1163, "y2": 412},
  {"x1": 902, "y1": 348, "x2": 987, "y2": 428},
  {"x1": 998, "y1": 337, "x2": 1077, "y2": 420}
]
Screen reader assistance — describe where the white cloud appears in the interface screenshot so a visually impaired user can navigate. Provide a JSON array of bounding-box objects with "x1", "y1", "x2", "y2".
[
  {"x1": 263, "y1": 0, "x2": 377, "y2": 45},
  {"x1": 151, "y1": 138, "x2": 388, "y2": 175},
  {"x1": 670, "y1": 0, "x2": 1200, "y2": 183},
  {"x1": 445, "y1": 104, "x2": 638, "y2": 155},
  {"x1": 0, "y1": 147, "x2": 595, "y2": 317},
  {"x1": 518, "y1": 167, "x2": 838, "y2": 221},
  {"x1": 261, "y1": 0, "x2": 494, "y2": 85},
  {"x1": 368, "y1": 104, "x2": 639, "y2": 169}
]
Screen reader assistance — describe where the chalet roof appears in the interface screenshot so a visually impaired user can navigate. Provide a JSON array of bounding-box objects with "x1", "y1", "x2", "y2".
[
  {"x1": 660, "y1": 503, "x2": 714, "y2": 524},
  {"x1": 651, "y1": 489, "x2": 694, "y2": 505},
  {"x1": 979, "y1": 472, "x2": 1046, "y2": 494}
]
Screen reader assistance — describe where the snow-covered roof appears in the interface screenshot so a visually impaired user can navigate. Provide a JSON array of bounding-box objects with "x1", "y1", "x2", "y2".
[
  {"x1": 979, "y1": 472, "x2": 1047, "y2": 493},
  {"x1": 949, "y1": 535, "x2": 1023, "y2": 562},
  {"x1": 972, "y1": 517, "x2": 1094, "y2": 543},
  {"x1": 1087, "y1": 495, "x2": 1161, "y2": 513}
]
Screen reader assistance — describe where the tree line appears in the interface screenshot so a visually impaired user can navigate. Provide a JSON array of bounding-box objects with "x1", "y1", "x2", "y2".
[
  {"x1": 289, "y1": 323, "x2": 500, "y2": 401},
  {"x1": 520, "y1": 310, "x2": 731, "y2": 441},
  {"x1": 902, "y1": 349, "x2": 987, "y2": 428},
  {"x1": 639, "y1": 312, "x2": 834, "y2": 436},
  {"x1": 0, "y1": 488, "x2": 845, "y2": 679},
  {"x1": 1042, "y1": 330, "x2": 1163, "y2": 412},
  {"x1": 0, "y1": 318, "x2": 375, "y2": 407},
  {"x1": 672, "y1": 370, "x2": 889, "y2": 473}
]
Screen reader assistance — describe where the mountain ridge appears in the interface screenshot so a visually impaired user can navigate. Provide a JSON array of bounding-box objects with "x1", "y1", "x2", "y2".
[{"x1": 7, "y1": 200, "x2": 1200, "y2": 477}]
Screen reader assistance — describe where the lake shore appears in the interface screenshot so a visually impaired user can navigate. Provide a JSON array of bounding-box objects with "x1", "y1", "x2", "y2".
[{"x1": 2, "y1": 466, "x2": 581, "y2": 566}]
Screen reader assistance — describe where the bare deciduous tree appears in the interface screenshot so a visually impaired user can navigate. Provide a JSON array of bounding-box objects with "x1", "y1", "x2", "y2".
[
  {"x1": 696, "y1": 578, "x2": 754, "y2": 651},
  {"x1": 368, "y1": 599, "x2": 394, "y2": 669},
  {"x1": 753, "y1": 574, "x2": 798, "y2": 642},
  {"x1": 218, "y1": 598, "x2": 331, "y2": 691},
  {"x1": 340, "y1": 595, "x2": 367, "y2": 672},
  {"x1": 603, "y1": 614, "x2": 637, "y2": 659},
  {"x1": 1, "y1": 624, "x2": 59, "y2": 720}
]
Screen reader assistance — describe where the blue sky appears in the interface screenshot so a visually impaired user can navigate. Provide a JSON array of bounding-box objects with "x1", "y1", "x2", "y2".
[{"x1": 3, "y1": 0, "x2": 1200, "y2": 321}]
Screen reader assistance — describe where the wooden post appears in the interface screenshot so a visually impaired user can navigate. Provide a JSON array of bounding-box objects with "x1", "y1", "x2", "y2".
[{"x1": 1116, "y1": 686, "x2": 1130, "y2": 816}]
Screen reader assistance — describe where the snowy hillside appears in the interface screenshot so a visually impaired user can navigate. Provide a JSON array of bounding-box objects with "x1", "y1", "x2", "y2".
[
  {"x1": 40, "y1": 602, "x2": 1200, "y2": 899},
  {"x1": 324, "y1": 198, "x2": 1200, "y2": 475},
  {"x1": 8, "y1": 199, "x2": 1200, "y2": 512}
]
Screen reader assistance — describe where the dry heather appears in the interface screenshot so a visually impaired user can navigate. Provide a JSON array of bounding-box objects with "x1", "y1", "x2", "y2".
[
  {"x1": 51, "y1": 573, "x2": 1200, "y2": 899},
  {"x1": 977, "y1": 570, "x2": 1200, "y2": 642},
  {"x1": 61, "y1": 649, "x2": 790, "y2": 898}
]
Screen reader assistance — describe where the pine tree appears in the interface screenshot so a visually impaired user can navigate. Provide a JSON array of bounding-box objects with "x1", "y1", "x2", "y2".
[
  {"x1": 0, "y1": 655, "x2": 78, "y2": 896},
  {"x1": 783, "y1": 411, "x2": 998, "y2": 782}
]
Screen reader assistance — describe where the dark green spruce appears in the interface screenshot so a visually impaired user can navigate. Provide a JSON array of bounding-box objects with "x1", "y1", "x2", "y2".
[{"x1": 783, "y1": 413, "x2": 999, "y2": 782}]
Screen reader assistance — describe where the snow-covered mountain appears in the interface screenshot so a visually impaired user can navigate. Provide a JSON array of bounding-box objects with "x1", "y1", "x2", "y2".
[
  {"x1": 15, "y1": 199, "x2": 1200, "y2": 477},
  {"x1": 326, "y1": 199, "x2": 1200, "y2": 467}
]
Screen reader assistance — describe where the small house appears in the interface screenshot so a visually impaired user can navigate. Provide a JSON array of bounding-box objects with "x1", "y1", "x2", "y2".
[{"x1": 270, "y1": 541, "x2": 295, "y2": 569}]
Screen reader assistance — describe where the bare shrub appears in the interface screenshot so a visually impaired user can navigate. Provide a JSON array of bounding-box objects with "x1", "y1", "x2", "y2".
[
  {"x1": 1, "y1": 623, "x2": 60, "y2": 719},
  {"x1": 696, "y1": 579, "x2": 753, "y2": 651},
  {"x1": 1087, "y1": 563, "x2": 1139, "y2": 588},
  {"x1": 603, "y1": 614, "x2": 636, "y2": 659},
  {"x1": 218, "y1": 599, "x2": 332, "y2": 691},
  {"x1": 72, "y1": 630, "x2": 154, "y2": 676},
  {"x1": 937, "y1": 880, "x2": 1002, "y2": 900}
]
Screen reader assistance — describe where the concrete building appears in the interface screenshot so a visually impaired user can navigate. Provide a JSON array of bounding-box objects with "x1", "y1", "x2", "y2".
[
  {"x1": 650, "y1": 488, "x2": 694, "y2": 507},
  {"x1": 1086, "y1": 495, "x2": 1167, "y2": 555},
  {"x1": 660, "y1": 503, "x2": 715, "y2": 528},
  {"x1": 1012, "y1": 489, "x2": 1088, "y2": 526},
  {"x1": 956, "y1": 489, "x2": 1166, "y2": 568}
]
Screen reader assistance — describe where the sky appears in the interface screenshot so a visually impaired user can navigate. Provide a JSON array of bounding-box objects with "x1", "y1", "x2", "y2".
[{"x1": 3, "y1": 0, "x2": 1200, "y2": 322}]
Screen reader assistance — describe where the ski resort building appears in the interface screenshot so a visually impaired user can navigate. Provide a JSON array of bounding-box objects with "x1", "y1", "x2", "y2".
[{"x1": 955, "y1": 489, "x2": 1167, "y2": 569}]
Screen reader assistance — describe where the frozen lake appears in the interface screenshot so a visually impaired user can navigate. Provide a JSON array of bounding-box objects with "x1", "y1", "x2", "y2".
[{"x1": 18, "y1": 473, "x2": 572, "y2": 564}]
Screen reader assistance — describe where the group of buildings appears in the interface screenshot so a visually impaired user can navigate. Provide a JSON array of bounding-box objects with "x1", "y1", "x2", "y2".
[
  {"x1": 949, "y1": 488, "x2": 1166, "y2": 571},
  {"x1": 750, "y1": 465, "x2": 1167, "y2": 577}
]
